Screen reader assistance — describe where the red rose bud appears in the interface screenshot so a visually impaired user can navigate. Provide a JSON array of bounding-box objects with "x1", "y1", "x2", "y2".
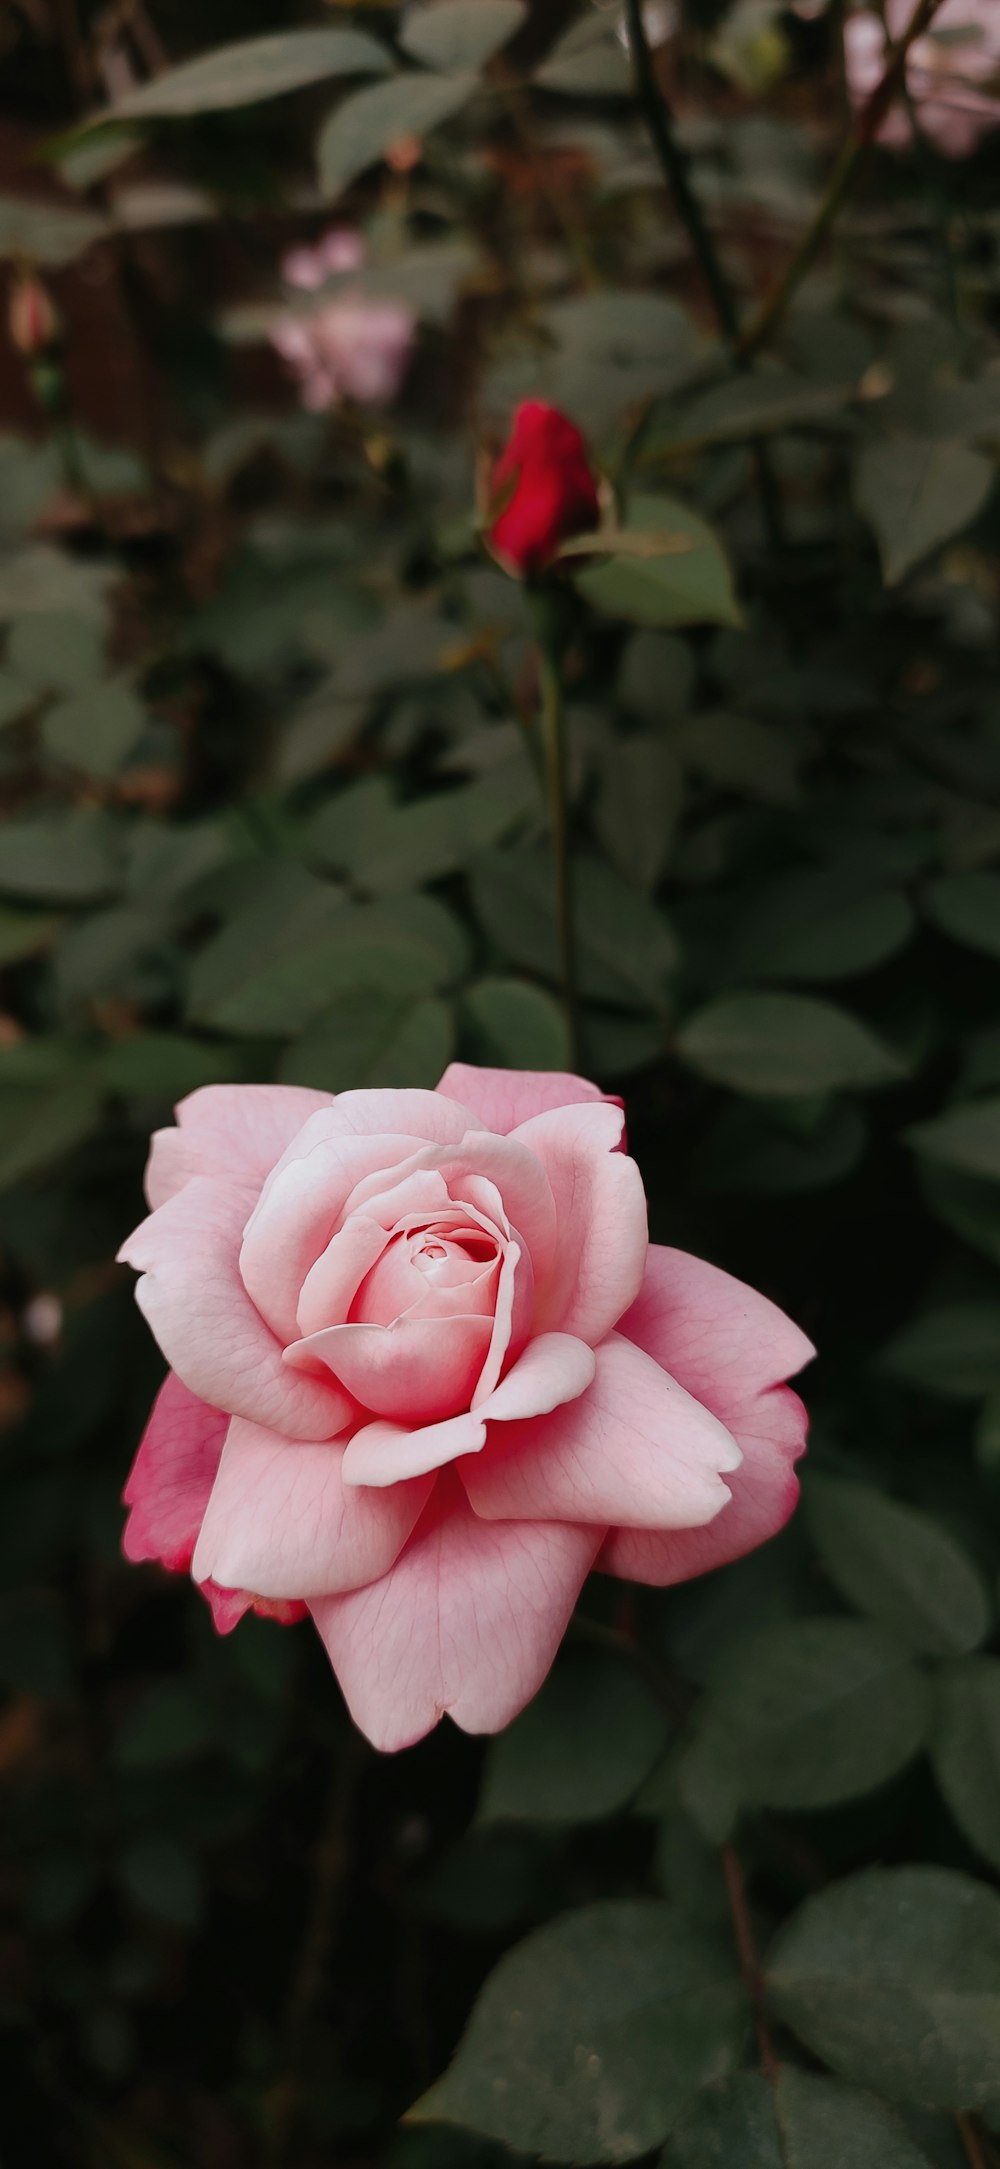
[
  {"x1": 8, "y1": 271, "x2": 60, "y2": 360},
  {"x1": 488, "y1": 400, "x2": 600, "y2": 578}
]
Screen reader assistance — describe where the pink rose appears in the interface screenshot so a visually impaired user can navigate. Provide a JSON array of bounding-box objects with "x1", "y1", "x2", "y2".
[
  {"x1": 270, "y1": 225, "x2": 415, "y2": 411},
  {"x1": 119, "y1": 1068, "x2": 812, "y2": 1751},
  {"x1": 844, "y1": 0, "x2": 1000, "y2": 158}
]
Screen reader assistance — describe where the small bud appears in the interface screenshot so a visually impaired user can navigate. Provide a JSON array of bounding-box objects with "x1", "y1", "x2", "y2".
[{"x1": 8, "y1": 271, "x2": 60, "y2": 360}]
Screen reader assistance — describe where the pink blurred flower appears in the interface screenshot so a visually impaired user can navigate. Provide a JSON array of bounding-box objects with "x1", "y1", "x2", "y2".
[
  {"x1": 844, "y1": 0, "x2": 1000, "y2": 157},
  {"x1": 271, "y1": 226, "x2": 415, "y2": 410},
  {"x1": 118, "y1": 1070, "x2": 812, "y2": 1751}
]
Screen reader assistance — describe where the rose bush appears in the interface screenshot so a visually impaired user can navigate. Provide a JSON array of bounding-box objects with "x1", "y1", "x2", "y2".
[
  {"x1": 119, "y1": 1066, "x2": 812, "y2": 1751},
  {"x1": 845, "y1": 0, "x2": 1000, "y2": 157},
  {"x1": 487, "y1": 400, "x2": 601, "y2": 577}
]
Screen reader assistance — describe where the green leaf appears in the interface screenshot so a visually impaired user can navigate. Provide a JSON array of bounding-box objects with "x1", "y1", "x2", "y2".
[
  {"x1": 931, "y1": 1660, "x2": 1000, "y2": 1876},
  {"x1": 318, "y1": 72, "x2": 478, "y2": 198},
  {"x1": 533, "y1": 14, "x2": 633, "y2": 94},
  {"x1": 880, "y1": 1301, "x2": 1000, "y2": 1400},
  {"x1": 594, "y1": 736, "x2": 683, "y2": 891},
  {"x1": 100, "y1": 1033, "x2": 231, "y2": 1101},
  {"x1": 0, "y1": 196, "x2": 109, "y2": 264},
  {"x1": 719, "y1": 874, "x2": 914, "y2": 985},
  {"x1": 652, "y1": 369, "x2": 855, "y2": 454},
  {"x1": 577, "y1": 494, "x2": 740, "y2": 630},
  {"x1": 463, "y1": 977, "x2": 570, "y2": 1070},
  {"x1": 306, "y1": 762, "x2": 535, "y2": 895},
  {"x1": 6, "y1": 610, "x2": 105, "y2": 693},
  {"x1": 278, "y1": 989, "x2": 453, "y2": 1092},
  {"x1": 678, "y1": 710, "x2": 803, "y2": 806},
  {"x1": 677, "y1": 1620, "x2": 927, "y2": 1837},
  {"x1": 667, "y1": 2066, "x2": 937, "y2": 2168},
  {"x1": 697, "y1": 1100, "x2": 867, "y2": 1196},
  {"x1": 119, "y1": 1835, "x2": 203, "y2": 1929},
  {"x1": 106, "y1": 27, "x2": 389, "y2": 117},
  {"x1": 471, "y1": 846, "x2": 678, "y2": 1011},
  {"x1": 479, "y1": 1647, "x2": 668, "y2": 1826},
  {"x1": 0, "y1": 1073, "x2": 105, "y2": 1190},
  {"x1": 766, "y1": 1866, "x2": 1000, "y2": 2109},
  {"x1": 0, "y1": 807, "x2": 121, "y2": 904},
  {"x1": 42, "y1": 678, "x2": 146, "y2": 778},
  {"x1": 400, "y1": 1, "x2": 525, "y2": 70},
  {"x1": 854, "y1": 436, "x2": 994, "y2": 587},
  {"x1": 925, "y1": 871, "x2": 1000, "y2": 960},
  {"x1": 0, "y1": 905, "x2": 61, "y2": 965},
  {"x1": 909, "y1": 1098, "x2": 1000, "y2": 1184},
  {"x1": 804, "y1": 1475, "x2": 992, "y2": 1656},
  {"x1": 676, "y1": 993, "x2": 904, "y2": 1098},
  {"x1": 411, "y1": 1899, "x2": 747, "y2": 2164}
]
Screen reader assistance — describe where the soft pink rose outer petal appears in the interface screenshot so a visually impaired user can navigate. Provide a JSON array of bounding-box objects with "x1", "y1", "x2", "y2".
[
  {"x1": 145, "y1": 1083, "x2": 332, "y2": 1210},
  {"x1": 461, "y1": 1331, "x2": 740, "y2": 1530},
  {"x1": 311, "y1": 1475, "x2": 601, "y2": 1750},
  {"x1": 340, "y1": 1333, "x2": 596, "y2": 1487},
  {"x1": 599, "y1": 1245, "x2": 814, "y2": 1586},
  {"x1": 191, "y1": 1416, "x2": 433, "y2": 1600},
  {"x1": 436, "y1": 1063, "x2": 617, "y2": 1136},
  {"x1": 118, "y1": 1176, "x2": 352, "y2": 1442},
  {"x1": 122, "y1": 1373, "x2": 308, "y2": 1633},
  {"x1": 122, "y1": 1369, "x2": 228, "y2": 1571}
]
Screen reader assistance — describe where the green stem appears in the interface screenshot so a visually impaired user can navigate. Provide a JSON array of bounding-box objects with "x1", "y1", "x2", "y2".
[
  {"x1": 739, "y1": 0, "x2": 947, "y2": 362},
  {"x1": 624, "y1": 0, "x2": 740, "y2": 346},
  {"x1": 537, "y1": 637, "x2": 581, "y2": 1072}
]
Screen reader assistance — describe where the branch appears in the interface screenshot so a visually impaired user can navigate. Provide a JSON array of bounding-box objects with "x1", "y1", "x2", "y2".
[
  {"x1": 721, "y1": 1844, "x2": 779, "y2": 2086},
  {"x1": 739, "y1": 0, "x2": 948, "y2": 361},
  {"x1": 624, "y1": 0, "x2": 741, "y2": 346}
]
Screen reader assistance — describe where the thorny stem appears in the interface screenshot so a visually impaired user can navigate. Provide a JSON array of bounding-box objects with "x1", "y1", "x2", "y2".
[
  {"x1": 739, "y1": 0, "x2": 948, "y2": 361},
  {"x1": 537, "y1": 635, "x2": 581, "y2": 1073},
  {"x1": 721, "y1": 1843, "x2": 780, "y2": 2085},
  {"x1": 957, "y1": 2112, "x2": 1000, "y2": 2169}
]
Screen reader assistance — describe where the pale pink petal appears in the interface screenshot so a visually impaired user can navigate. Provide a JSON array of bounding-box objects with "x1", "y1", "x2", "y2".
[
  {"x1": 191, "y1": 1417, "x2": 432, "y2": 1599},
  {"x1": 511, "y1": 1103, "x2": 648, "y2": 1342},
  {"x1": 240, "y1": 1134, "x2": 431, "y2": 1343},
  {"x1": 122, "y1": 1370, "x2": 227, "y2": 1572},
  {"x1": 119, "y1": 1177, "x2": 351, "y2": 1440},
  {"x1": 267, "y1": 1090, "x2": 483, "y2": 1171},
  {"x1": 311, "y1": 1475, "x2": 601, "y2": 1749},
  {"x1": 436, "y1": 1133, "x2": 558, "y2": 1290},
  {"x1": 599, "y1": 1384, "x2": 807, "y2": 1585},
  {"x1": 296, "y1": 1216, "x2": 393, "y2": 1338},
  {"x1": 341, "y1": 1406, "x2": 488, "y2": 1488},
  {"x1": 462, "y1": 1331, "x2": 740, "y2": 1529},
  {"x1": 284, "y1": 1314, "x2": 493, "y2": 1425},
  {"x1": 478, "y1": 1331, "x2": 596, "y2": 1422},
  {"x1": 620, "y1": 1245, "x2": 814, "y2": 1420},
  {"x1": 145, "y1": 1084, "x2": 332, "y2": 1210},
  {"x1": 436, "y1": 1064, "x2": 617, "y2": 1136}
]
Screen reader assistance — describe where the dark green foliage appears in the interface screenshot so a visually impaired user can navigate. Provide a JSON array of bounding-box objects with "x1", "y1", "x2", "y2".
[{"x1": 1, "y1": 0, "x2": 1000, "y2": 2163}]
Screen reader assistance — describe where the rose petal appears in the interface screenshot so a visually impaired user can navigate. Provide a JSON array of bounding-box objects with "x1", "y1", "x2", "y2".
[
  {"x1": 191, "y1": 1416, "x2": 432, "y2": 1599},
  {"x1": 119, "y1": 1177, "x2": 351, "y2": 1441},
  {"x1": 201, "y1": 1582, "x2": 308, "y2": 1634},
  {"x1": 284, "y1": 1314, "x2": 493, "y2": 1425},
  {"x1": 240, "y1": 1134, "x2": 434, "y2": 1343},
  {"x1": 599, "y1": 1384, "x2": 808, "y2": 1586},
  {"x1": 511, "y1": 1102, "x2": 648, "y2": 1341},
  {"x1": 462, "y1": 1332, "x2": 740, "y2": 1529},
  {"x1": 620, "y1": 1244, "x2": 815, "y2": 1417},
  {"x1": 122, "y1": 1370, "x2": 228, "y2": 1572},
  {"x1": 340, "y1": 1331, "x2": 594, "y2": 1487},
  {"x1": 297, "y1": 1215, "x2": 393, "y2": 1339},
  {"x1": 436, "y1": 1064, "x2": 616, "y2": 1136},
  {"x1": 311, "y1": 1474, "x2": 601, "y2": 1749},
  {"x1": 145, "y1": 1084, "x2": 332, "y2": 1211},
  {"x1": 597, "y1": 1246, "x2": 814, "y2": 1585}
]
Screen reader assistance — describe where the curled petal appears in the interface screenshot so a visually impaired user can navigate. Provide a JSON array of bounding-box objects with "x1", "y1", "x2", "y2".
[
  {"x1": 620, "y1": 1244, "x2": 815, "y2": 1417},
  {"x1": 202, "y1": 1583, "x2": 308, "y2": 1634},
  {"x1": 436, "y1": 1063, "x2": 617, "y2": 1136},
  {"x1": 340, "y1": 1331, "x2": 595, "y2": 1488},
  {"x1": 191, "y1": 1417, "x2": 432, "y2": 1600},
  {"x1": 297, "y1": 1215, "x2": 393, "y2": 1339},
  {"x1": 462, "y1": 1332, "x2": 740, "y2": 1529},
  {"x1": 600, "y1": 1385, "x2": 807, "y2": 1586},
  {"x1": 285, "y1": 1314, "x2": 494, "y2": 1426},
  {"x1": 311, "y1": 1475, "x2": 601, "y2": 1750},
  {"x1": 145, "y1": 1084, "x2": 332, "y2": 1211},
  {"x1": 512, "y1": 1102, "x2": 648, "y2": 1342},
  {"x1": 119, "y1": 1177, "x2": 351, "y2": 1441},
  {"x1": 240, "y1": 1134, "x2": 430, "y2": 1343}
]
